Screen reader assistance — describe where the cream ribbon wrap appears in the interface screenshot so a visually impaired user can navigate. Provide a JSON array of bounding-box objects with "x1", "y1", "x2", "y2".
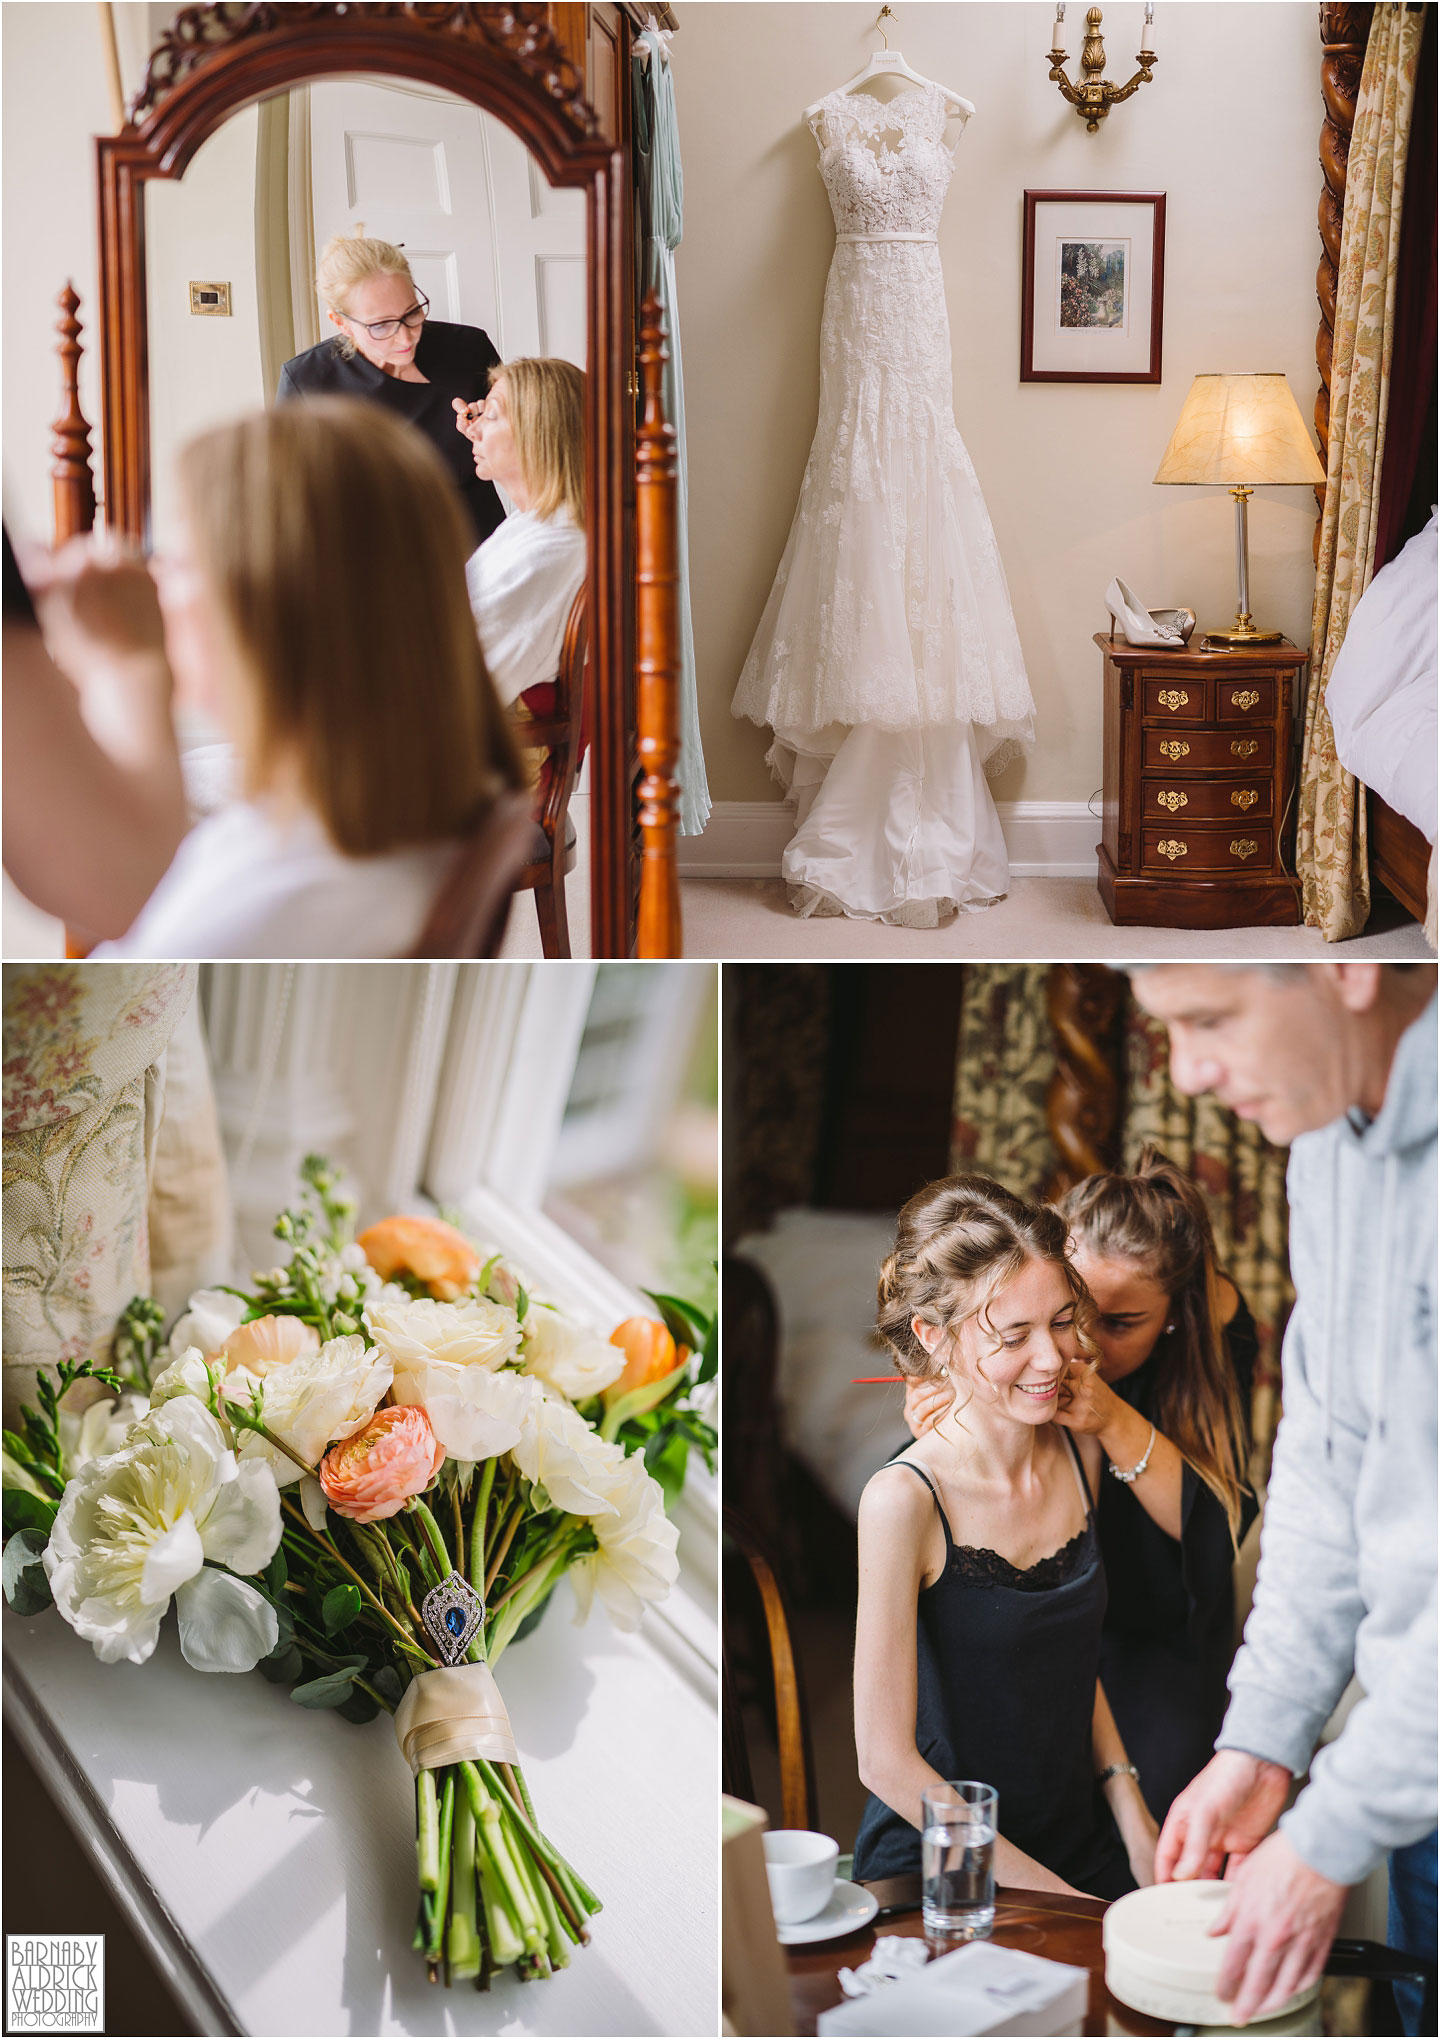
[{"x1": 393, "y1": 1662, "x2": 520, "y2": 1775}]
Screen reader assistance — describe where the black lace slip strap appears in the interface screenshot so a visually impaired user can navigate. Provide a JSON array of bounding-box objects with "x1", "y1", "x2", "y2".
[
  {"x1": 887, "y1": 1451, "x2": 1094, "y2": 1592},
  {"x1": 887, "y1": 1458, "x2": 956, "y2": 1553}
]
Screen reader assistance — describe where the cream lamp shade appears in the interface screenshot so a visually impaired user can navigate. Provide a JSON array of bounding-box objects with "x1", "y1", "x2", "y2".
[{"x1": 1154, "y1": 373, "x2": 1325, "y2": 487}]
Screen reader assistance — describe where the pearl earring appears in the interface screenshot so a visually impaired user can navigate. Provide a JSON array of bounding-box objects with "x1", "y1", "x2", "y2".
[
  {"x1": 939, "y1": 1364, "x2": 950, "y2": 1378},
  {"x1": 1165, "y1": 1322, "x2": 1175, "y2": 1335}
]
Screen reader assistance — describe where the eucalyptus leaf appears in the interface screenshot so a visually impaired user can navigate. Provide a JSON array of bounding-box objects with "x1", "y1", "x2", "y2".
[
  {"x1": 371, "y1": 1664, "x2": 405, "y2": 1707},
  {"x1": 321, "y1": 1582, "x2": 364, "y2": 1634},
  {"x1": 258, "y1": 1643, "x2": 304, "y2": 1685},
  {"x1": 291, "y1": 1658, "x2": 366, "y2": 1708},
  {"x1": 263, "y1": 1600, "x2": 296, "y2": 1656},
  {"x1": 265, "y1": 1548, "x2": 288, "y2": 1596},
  {"x1": 3, "y1": 1529, "x2": 53, "y2": 1615},
  {"x1": 336, "y1": 1686, "x2": 381, "y2": 1726}
]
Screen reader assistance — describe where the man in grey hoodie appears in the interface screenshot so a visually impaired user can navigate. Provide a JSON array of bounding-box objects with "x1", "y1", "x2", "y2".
[{"x1": 1132, "y1": 963, "x2": 1436, "y2": 2031}]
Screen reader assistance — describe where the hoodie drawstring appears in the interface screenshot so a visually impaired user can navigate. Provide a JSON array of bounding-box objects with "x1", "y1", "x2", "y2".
[
  {"x1": 1324, "y1": 1142, "x2": 1340, "y2": 1458},
  {"x1": 1374, "y1": 1153, "x2": 1398, "y2": 1442}
]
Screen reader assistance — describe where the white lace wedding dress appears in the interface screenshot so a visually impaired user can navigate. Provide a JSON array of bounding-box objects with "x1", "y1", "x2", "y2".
[{"x1": 731, "y1": 83, "x2": 1035, "y2": 925}]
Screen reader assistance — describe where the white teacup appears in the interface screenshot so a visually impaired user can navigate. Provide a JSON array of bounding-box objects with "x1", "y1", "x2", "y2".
[{"x1": 763, "y1": 1828, "x2": 840, "y2": 1925}]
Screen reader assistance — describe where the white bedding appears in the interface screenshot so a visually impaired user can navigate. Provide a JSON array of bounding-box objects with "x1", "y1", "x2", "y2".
[
  {"x1": 734, "y1": 1206, "x2": 911, "y2": 1519},
  {"x1": 1326, "y1": 512, "x2": 1437, "y2": 843}
]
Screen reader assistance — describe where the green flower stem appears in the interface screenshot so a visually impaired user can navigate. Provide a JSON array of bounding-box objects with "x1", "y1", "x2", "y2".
[
  {"x1": 426, "y1": 1771, "x2": 455, "y2": 1962},
  {"x1": 411, "y1": 1899, "x2": 429, "y2": 1953},
  {"x1": 281, "y1": 1497, "x2": 436, "y2": 1665},
  {"x1": 469, "y1": 1457, "x2": 497, "y2": 1583},
  {"x1": 525, "y1": 1845, "x2": 571, "y2": 1968},
  {"x1": 417, "y1": 1770, "x2": 440, "y2": 1892},
  {"x1": 478, "y1": 1858, "x2": 524, "y2": 1968},
  {"x1": 460, "y1": 1762, "x2": 544, "y2": 1957},
  {"x1": 480, "y1": 1760, "x2": 598, "y2": 1922},
  {"x1": 218, "y1": 1401, "x2": 314, "y2": 1480},
  {"x1": 409, "y1": 1498, "x2": 453, "y2": 1580},
  {"x1": 486, "y1": 1545, "x2": 574, "y2": 1666},
  {"x1": 450, "y1": 1481, "x2": 467, "y2": 1583},
  {"x1": 447, "y1": 1789, "x2": 481, "y2": 1981},
  {"x1": 487, "y1": 1531, "x2": 577, "y2": 1616},
  {"x1": 353, "y1": 1676, "x2": 395, "y2": 1716},
  {"x1": 482, "y1": 1496, "x2": 523, "y2": 1596}
]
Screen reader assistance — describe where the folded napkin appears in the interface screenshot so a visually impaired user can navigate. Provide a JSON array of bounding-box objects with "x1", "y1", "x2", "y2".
[{"x1": 838, "y1": 1935, "x2": 931, "y2": 1997}]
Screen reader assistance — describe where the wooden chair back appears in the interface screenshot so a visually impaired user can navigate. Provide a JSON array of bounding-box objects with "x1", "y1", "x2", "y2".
[
  {"x1": 723, "y1": 1506, "x2": 818, "y2": 1835},
  {"x1": 407, "y1": 787, "x2": 533, "y2": 959},
  {"x1": 516, "y1": 582, "x2": 587, "y2": 833}
]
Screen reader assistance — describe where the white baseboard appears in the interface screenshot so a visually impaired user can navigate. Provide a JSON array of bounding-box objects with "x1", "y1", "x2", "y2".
[{"x1": 677, "y1": 799, "x2": 1100, "y2": 880}]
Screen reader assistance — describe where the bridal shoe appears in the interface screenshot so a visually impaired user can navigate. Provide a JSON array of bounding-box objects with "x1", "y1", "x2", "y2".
[{"x1": 1105, "y1": 577, "x2": 1197, "y2": 648}]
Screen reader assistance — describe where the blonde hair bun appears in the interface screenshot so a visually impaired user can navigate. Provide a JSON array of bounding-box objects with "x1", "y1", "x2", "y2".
[{"x1": 315, "y1": 232, "x2": 414, "y2": 355}]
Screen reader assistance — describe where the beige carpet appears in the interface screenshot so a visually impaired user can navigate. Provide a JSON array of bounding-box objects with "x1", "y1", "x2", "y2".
[{"x1": 680, "y1": 875, "x2": 1431, "y2": 959}]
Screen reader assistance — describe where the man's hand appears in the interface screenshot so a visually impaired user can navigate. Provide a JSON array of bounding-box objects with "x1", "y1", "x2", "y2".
[
  {"x1": 1210, "y1": 1830, "x2": 1349, "y2": 2024},
  {"x1": 1155, "y1": 1749, "x2": 1292, "y2": 1883}
]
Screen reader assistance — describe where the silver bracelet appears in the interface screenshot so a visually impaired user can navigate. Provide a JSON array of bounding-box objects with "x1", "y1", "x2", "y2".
[
  {"x1": 1107, "y1": 1423, "x2": 1157, "y2": 1484},
  {"x1": 1097, "y1": 1762, "x2": 1140, "y2": 1788}
]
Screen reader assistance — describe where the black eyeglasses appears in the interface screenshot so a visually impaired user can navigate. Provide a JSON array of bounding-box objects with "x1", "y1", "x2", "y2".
[{"x1": 343, "y1": 290, "x2": 430, "y2": 341}]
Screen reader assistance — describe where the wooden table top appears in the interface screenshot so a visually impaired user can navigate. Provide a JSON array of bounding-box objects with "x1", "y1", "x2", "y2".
[{"x1": 786, "y1": 1884, "x2": 1176, "y2": 2037}]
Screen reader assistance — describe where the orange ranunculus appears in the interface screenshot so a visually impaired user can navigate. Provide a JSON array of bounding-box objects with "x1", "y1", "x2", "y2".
[
  {"x1": 318, "y1": 1405, "x2": 445, "y2": 1523},
  {"x1": 356, "y1": 1214, "x2": 480, "y2": 1301},
  {"x1": 221, "y1": 1314, "x2": 320, "y2": 1376},
  {"x1": 603, "y1": 1316, "x2": 680, "y2": 1406}
]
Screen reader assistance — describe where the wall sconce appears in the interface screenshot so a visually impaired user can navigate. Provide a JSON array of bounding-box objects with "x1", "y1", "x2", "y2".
[{"x1": 1047, "y1": 5, "x2": 1157, "y2": 132}]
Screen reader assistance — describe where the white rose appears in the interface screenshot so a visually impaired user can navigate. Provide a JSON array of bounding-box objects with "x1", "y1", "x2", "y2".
[
  {"x1": 149, "y1": 1347, "x2": 224, "y2": 1409},
  {"x1": 227, "y1": 1334, "x2": 392, "y2": 1485},
  {"x1": 58, "y1": 1391, "x2": 150, "y2": 1472},
  {"x1": 365, "y1": 1294, "x2": 521, "y2": 1373},
  {"x1": 521, "y1": 1307, "x2": 625, "y2": 1401},
  {"x1": 389, "y1": 1354, "x2": 537, "y2": 1462},
  {"x1": 44, "y1": 1396, "x2": 282, "y2": 1671},
  {"x1": 169, "y1": 1287, "x2": 246, "y2": 1358},
  {"x1": 569, "y1": 1457, "x2": 680, "y2": 1631},
  {"x1": 512, "y1": 1388, "x2": 628, "y2": 1517}
]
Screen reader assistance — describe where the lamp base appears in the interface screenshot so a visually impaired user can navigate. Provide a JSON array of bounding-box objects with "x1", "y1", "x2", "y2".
[{"x1": 1201, "y1": 619, "x2": 1286, "y2": 649}]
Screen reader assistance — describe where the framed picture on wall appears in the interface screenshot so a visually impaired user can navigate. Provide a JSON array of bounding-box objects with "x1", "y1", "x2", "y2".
[{"x1": 1021, "y1": 190, "x2": 1166, "y2": 384}]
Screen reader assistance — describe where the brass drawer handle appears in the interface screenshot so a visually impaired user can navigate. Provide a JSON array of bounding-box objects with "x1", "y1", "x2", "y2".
[
  {"x1": 1156, "y1": 790, "x2": 1188, "y2": 812},
  {"x1": 1231, "y1": 838, "x2": 1259, "y2": 861},
  {"x1": 1230, "y1": 739, "x2": 1259, "y2": 758},
  {"x1": 1232, "y1": 789, "x2": 1259, "y2": 810},
  {"x1": 1157, "y1": 839, "x2": 1188, "y2": 861},
  {"x1": 1230, "y1": 689, "x2": 1261, "y2": 711},
  {"x1": 1160, "y1": 740, "x2": 1190, "y2": 760},
  {"x1": 1158, "y1": 689, "x2": 1190, "y2": 712}
]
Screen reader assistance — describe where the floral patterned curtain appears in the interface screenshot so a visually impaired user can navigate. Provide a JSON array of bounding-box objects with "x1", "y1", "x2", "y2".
[
  {"x1": 1297, "y1": 3, "x2": 1427, "y2": 940},
  {"x1": 950, "y1": 964, "x2": 1056, "y2": 1201},
  {"x1": 1124, "y1": 1004, "x2": 1293, "y2": 1465}
]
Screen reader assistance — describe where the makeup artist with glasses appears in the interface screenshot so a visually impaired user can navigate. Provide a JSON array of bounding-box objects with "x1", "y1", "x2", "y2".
[{"x1": 277, "y1": 231, "x2": 505, "y2": 546}]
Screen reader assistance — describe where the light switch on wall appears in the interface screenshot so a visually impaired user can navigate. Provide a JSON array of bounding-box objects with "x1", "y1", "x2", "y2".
[{"x1": 189, "y1": 281, "x2": 231, "y2": 316}]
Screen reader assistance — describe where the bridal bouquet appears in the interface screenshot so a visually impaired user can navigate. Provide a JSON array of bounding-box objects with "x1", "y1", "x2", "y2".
[{"x1": 2, "y1": 1157, "x2": 716, "y2": 1989}]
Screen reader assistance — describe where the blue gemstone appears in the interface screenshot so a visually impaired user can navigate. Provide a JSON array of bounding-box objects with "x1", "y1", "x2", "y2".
[{"x1": 445, "y1": 1608, "x2": 466, "y2": 1636}]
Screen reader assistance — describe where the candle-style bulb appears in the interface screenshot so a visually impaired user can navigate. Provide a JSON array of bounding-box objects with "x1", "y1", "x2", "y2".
[
  {"x1": 1141, "y1": 2, "x2": 1154, "y2": 53},
  {"x1": 1053, "y1": 1, "x2": 1067, "y2": 54}
]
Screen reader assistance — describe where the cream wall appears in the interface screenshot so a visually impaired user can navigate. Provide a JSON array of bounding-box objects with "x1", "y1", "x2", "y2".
[{"x1": 675, "y1": 1, "x2": 1324, "y2": 810}]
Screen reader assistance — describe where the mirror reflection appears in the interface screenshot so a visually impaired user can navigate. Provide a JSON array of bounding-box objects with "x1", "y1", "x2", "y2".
[{"x1": 126, "y1": 76, "x2": 591, "y2": 958}]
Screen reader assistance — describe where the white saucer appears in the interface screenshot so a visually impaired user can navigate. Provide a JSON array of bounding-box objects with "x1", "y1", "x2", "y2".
[{"x1": 775, "y1": 1878, "x2": 880, "y2": 1946}]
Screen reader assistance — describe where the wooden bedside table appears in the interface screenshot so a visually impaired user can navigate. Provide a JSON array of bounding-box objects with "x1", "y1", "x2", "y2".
[{"x1": 1095, "y1": 632, "x2": 1309, "y2": 929}]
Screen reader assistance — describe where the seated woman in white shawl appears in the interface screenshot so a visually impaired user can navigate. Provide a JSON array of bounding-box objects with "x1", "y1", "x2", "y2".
[{"x1": 455, "y1": 358, "x2": 587, "y2": 715}]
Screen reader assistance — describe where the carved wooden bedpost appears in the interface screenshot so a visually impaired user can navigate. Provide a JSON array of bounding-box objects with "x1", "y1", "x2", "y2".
[
  {"x1": 1045, "y1": 964, "x2": 1128, "y2": 1196},
  {"x1": 1315, "y1": 5, "x2": 1374, "y2": 558},
  {"x1": 52, "y1": 284, "x2": 97, "y2": 542},
  {"x1": 633, "y1": 291, "x2": 683, "y2": 959}
]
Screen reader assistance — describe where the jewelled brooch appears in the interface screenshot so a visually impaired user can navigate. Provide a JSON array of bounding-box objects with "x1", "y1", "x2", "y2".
[{"x1": 421, "y1": 1575, "x2": 486, "y2": 1666}]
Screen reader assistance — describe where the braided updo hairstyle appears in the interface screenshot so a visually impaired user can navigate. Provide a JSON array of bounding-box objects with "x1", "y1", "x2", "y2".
[
  {"x1": 877, "y1": 1177, "x2": 1098, "y2": 1416},
  {"x1": 1057, "y1": 1145, "x2": 1250, "y2": 1541}
]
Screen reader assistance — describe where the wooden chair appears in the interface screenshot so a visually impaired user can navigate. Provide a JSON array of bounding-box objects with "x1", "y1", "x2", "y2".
[
  {"x1": 723, "y1": 1505, "x2": 819, "y2": 1834},
  {"x1": 407, "y1": 787, "x2": 534, "y2": 959},
  {"x1": 510, "y1": 583, "x2": 587, "y2": 958}
]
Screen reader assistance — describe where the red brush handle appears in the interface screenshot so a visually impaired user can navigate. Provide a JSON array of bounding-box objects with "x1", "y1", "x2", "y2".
[{"x1": 851, "y1": 1376, "x2": 902, "y2": 1384}]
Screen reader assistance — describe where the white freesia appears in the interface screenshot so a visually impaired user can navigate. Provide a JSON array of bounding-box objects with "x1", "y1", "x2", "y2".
[
  {"x1": 168, "y1": 1287, "x2": 245, "y2": 1358},
  {"x1": 58, "y1": 1391, "x2": 149, "y2": 1471},
  {"x1": 568, "y1": 1451, "x2": 680, "y2": 1632},
  {"x1": 512, "y1": 1389, "x2": 626, "y2": 1518},
  {"x1": 521, "y1": 1306, "x2": 625, "y2": 1401},
  {"x1": 149, "y1": 1347, "x2": 225, "y2": 1408},
  {"x1": 389, "y1": 1353, "x2": 537, "y2": 1462},
  {"x1": 227, "y1": 1334, "x2": 392, "y2": 1485},
  {"x1": 43, "y1": 1396, "x2": 282, "y2": 1670},
  {"x1": 365, "y1": 1294, "x2": 521, "y2": 1373}
]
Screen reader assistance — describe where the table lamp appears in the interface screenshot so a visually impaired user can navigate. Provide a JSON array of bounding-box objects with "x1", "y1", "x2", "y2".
[{"x1": 1153, "y1": 372, "x2": 1325, "y2": 647}]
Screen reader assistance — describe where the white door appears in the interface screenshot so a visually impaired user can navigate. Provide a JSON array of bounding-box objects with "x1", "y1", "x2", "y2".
[{"x1": 307, "y1": 78, "x2": 585, "y2": 364}]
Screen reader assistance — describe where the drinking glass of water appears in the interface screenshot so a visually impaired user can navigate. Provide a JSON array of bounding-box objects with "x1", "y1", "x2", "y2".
[{"x1": 921, "y1": 1780, "x2": 997, "y2": 1940}]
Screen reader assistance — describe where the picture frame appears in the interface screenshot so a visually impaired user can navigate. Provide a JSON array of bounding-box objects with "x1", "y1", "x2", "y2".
[{"x1": 1021, "y1": 189, "x2": 1166, "y2": 384}]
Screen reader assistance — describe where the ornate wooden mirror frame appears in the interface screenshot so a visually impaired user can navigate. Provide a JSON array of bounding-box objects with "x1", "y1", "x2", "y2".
[{"x1": 81, "y1": 1, "x2": 680, "y2": 957}]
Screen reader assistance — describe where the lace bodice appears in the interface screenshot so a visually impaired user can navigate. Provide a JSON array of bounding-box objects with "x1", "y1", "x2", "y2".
[
  {"x1": 946, "y1": 1523, "x2": 1093, "y2": 1594},
  {"x1": 809, "y1": 83, "x2": 958, "y2": 237}
]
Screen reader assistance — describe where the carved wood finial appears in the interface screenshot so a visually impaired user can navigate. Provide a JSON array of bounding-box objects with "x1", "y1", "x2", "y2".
[
  {"x1": 52, "y1": 282, "x2": 97, "y2": 543},
  {"x1": 1045, "y1": 964, "x2": 1127, "y2": 1195},
  {"x1": 1314, "y1": 5, "x2": 1374, "y2": 559},
  {"x1": 634, "y1": 292, "x2": 683, "y2": 960}
]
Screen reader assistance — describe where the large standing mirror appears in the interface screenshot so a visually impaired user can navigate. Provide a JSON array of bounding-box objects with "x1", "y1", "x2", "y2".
[{"x1": 80, "y1": 5, "x2": 681, "y2": 957}]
